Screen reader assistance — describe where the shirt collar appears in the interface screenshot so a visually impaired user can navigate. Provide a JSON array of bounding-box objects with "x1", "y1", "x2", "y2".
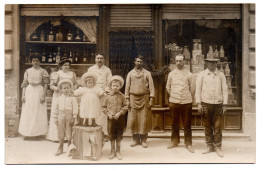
[
  {"x1": 206, "y1": 68, "x2": 218, "y2": 75},
  {"x1": 95, "y1": 64, "x2": 104, "y2": 70}
]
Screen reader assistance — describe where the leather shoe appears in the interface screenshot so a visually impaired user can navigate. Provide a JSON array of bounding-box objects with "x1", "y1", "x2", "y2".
[
  {"x1": 202, "y1": 147, "x2": 214, "y2": 154},
  {"x1": 116, "y1": 152, "x2": 122, "y2": 160},
  {"x1": 141, "y1": 141, "x2": 148, "y2": 148},
  {"x1": 186, "y1": 145, "x2": 194, "y2": 153},
  {"x1": 108, "y1": 151, "x2": 116, "y2": 159},
  {"x1": 215, "y1": 147, "x2": 224, "y2": 157},
  {"x1": 130, "y1": 141, "x2": 139, "y2": 147},
  {"x1": 55, "y1": 148, "x2": 63, "y2": 156},
  {"x1": 167, "y1": 142, "x2": 178, "y2": 149}
]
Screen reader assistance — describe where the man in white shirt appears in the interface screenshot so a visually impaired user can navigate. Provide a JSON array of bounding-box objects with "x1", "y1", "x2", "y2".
[
  {"x1": 166, "y1": 54, "x2": 194, "y2": 153},
  {"x1": 88, "y1": 53, "x2": 112, "y2": 137},
  {"x1": 196, "y1": 55, "x2": 228, "y2": 157}
]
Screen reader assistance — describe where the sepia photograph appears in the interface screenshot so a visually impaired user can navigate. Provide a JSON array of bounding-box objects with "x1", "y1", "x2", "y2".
[{"x1": 3, "y1": 1, "x2": 257, "y2": 165}]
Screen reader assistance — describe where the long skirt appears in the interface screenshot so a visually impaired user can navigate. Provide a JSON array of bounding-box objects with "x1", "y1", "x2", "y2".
[
  {"x1": 18, "y1": 84, "x2": 48, "y2": 137},
  {"x1": 46, "y1": 91, "x2": 59, "y2": 141}
]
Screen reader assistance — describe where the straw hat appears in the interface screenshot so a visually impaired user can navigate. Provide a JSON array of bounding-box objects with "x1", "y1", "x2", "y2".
[
  {"x1": 59, "y1": 59, "x2": 71, "y2": 66},
  {"x1": 81, "y1": 72, "x2": 98, "y2": 86},
  {"x1": 205, "y1": 54, "x2": 219, "y2": 62},
  {"x1": 108, "y1": 75, "x2": 124, "y2": 89},
  {"x1": 57, "y1": 78, "x2": 73, "y2": 90}
]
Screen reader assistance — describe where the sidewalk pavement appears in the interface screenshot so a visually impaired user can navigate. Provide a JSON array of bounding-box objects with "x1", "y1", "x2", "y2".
[{"x1": 5, "y1": 136, "x2": 255, "y2": 164}]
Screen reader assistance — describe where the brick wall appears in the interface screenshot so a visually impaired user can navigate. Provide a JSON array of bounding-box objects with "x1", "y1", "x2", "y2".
[
  {"x1": 5, "y1": 5, "x2": 19, "y2": 116},
  {"x1": 242, "y1": 4, "x2": 256, "y2": 140}
]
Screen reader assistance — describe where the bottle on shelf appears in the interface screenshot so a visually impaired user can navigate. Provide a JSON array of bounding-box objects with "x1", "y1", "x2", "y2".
[
  {"x1": 27, "y1": 49, "x2": 33, "y2": 63},
  {"x1": 31, "y1": 31, "x2": 38, "y2": 41},
  {"x1": 41, "y1": 51, "x2": 46, "y2": 63},
  {"x1": 53, "y1": 52, "x2": 56, "y2": 63},
  {"x1": 48, "y1": 26, "x2": 54, "y2": 41},
  {"x1": 67, "y1": 29, "x2": 73, "y2": 41},
  {"x1": 83, "y1": 50, "x2": 88, "y2": 63},
  {"x1": 224, "y1": 63, "x2": 231, "y2": 76},
  {"x1": 56, "y1": 47, "x2": 61, "y2": 64},
  {"x1": 214, "y1": 45, "x2": 219, "y2": 58},
  {"x1": 219, "y1": 64, "x2": 224, "y2": 73},
  {"x1": 207, "y1": 45, "x2": 214, "y2": 59},
  {"x1": 183, "y1": 46, "x2": 191, "y2": 63},
  {"x1": 75, "y1": 29, "x2": 81, "y2": 42},
  {"x1": 90, "y1": 49, "x2": 95, "y2": 64},
  {"x1": 69, "y1": 50, "x2": 73, "y2": 63},
  {"x1": 219, "y1": 45, "x2": 225, "y2": 62},
  {"x1": 74, "y1": 50, "x2": 79, "y2": 63},
  {"x1": 56, "y1": 29, "x2": 63, "y2": 42},
  {"x1": 40, "y1": 30, "x2": 45, "y2": 41},
  {"x1": 48, "y1": 53, "x2": 53, "y2": 63}
]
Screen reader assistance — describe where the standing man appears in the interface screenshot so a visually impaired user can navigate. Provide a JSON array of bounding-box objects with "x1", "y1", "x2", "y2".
[
  {"x1": 196, "y1": 56, "x2": 228, "y2": 157},
  {"x1": 166, "y1": 54, "x2": 194, "y2": 153},
  {"x1": 125, "y1": 55, "x2": 155, "y2": 148},
  {"x1": 88, "y1": 53, "x2": 112, "y2": 136}
]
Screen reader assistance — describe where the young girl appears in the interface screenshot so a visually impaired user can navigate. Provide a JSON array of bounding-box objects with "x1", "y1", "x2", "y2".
[
  {"x1": 74, "y1": 72, "x2": 104, "y2": 128},
  {"x1": 46, "y1": 59, "x2": 78, "y2": 142},
  {"x1": 103, "y1": 76, "x2": 128, "y2": 160},
  {"x1": 18, "y1": 54, "x2": 49, "y2": 139}
]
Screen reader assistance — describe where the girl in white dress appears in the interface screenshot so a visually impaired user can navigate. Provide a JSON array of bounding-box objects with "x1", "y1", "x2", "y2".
[
  {"x1": 74, "y1": 72, "x2": 105, "y2": 128},
  {"x1": 19, "y1": 55, "x2": 49, "y2": 139},
  {"x1": 46, "y1": 59, "x2": 78, "y2": 142}
]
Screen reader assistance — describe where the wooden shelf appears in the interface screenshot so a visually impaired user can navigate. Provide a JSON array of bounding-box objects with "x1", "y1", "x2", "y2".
[
  {"x1": 26, "y1": 41, "x2": 96, "y2": 45},
  {"x1": 25, "y1": 63, "x2": 94, "y2": 66}
]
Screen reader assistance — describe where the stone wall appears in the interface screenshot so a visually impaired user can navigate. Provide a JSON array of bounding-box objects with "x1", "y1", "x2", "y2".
[
  {"x1": 242, "y1": 4, "x2": 256, "y2": 141},
  {"x1": 5, "y1": 5, "x2": 19, "y2": 116}
]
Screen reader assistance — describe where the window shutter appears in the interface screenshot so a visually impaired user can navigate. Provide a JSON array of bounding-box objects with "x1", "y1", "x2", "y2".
[
  {"x1": 109, "y1": 5, "x2": 152, "y2": 28},
  {"x1": 162, "y1": 4, "x2": 241, "y2": 19}
]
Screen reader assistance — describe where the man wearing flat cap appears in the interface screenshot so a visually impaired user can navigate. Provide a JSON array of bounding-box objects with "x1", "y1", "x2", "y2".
[
  {"x1": 196, "y1": 55, "x2": 228, "y2": 157},
  {"x1": 125, "y1": 55, "x2": 155, "y2": 148},
  {"x1": 166, "y1": 54, "x2": 194, "y2": 153}
]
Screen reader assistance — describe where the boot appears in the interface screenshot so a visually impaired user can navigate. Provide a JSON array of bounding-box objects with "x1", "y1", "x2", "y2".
[
  {"x1": 141, "y1": 134, "x2": 148, "y2": 148},
  {"x1": 108, "y1": 140, "x2": 116, "y2": 159},
  {"x1": 167, "y1": 141, "x2": 178, "y2": 149},
  {"x1": 116, "y1": 139, "x2": 122, "y2": 160},
  {"x1": 215, "y1": 147, "x2": 224, "y2": 157},
  {"x1": 92, "y1": 118, "x2": 97, "y2": 127},
  {"x1": 202, "y1": 146, "x2": 214, "y2": 154},
  {"x1": 130, "y1": 134, "x2": 140, "y2": 147},
  {"x1": 55, "y1": 140, "x2": 64, "y2": 156}
]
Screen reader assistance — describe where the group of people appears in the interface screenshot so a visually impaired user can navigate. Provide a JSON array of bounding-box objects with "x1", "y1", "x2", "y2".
[{"x1": 18, "y1": 51, "x2": 227, "y2": 160}]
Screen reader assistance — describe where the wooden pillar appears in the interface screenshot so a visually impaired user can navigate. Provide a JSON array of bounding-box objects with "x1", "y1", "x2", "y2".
[{"x1": 98, "y1": 5, "x2": 110, "y2": 66}]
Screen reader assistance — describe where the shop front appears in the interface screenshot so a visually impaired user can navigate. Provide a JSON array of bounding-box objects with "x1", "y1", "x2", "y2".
[{"x1": 4, "y1": 4, "x2": 255, "y2": 140}]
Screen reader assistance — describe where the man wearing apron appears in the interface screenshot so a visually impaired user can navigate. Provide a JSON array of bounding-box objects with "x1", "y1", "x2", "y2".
[{"x1": 125, "y1": 55, "x2": 155, "y2": 148}]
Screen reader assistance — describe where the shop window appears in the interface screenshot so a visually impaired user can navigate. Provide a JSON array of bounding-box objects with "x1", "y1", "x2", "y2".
[{"x1": 163, "y1": 19, "x2": 242, "y2": 106}]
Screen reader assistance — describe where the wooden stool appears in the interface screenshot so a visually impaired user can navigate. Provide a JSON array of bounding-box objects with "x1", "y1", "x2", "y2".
[{"x1": 71, "y1": 126, "x2": 103, "y2": 161}]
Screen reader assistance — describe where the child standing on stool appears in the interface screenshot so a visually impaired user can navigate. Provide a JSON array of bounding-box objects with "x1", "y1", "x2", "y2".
[
  {"x1": 74, "y1": 72, "x2": 104, "y2": 127},
  {"x1": 54, "y1": 78, "x2": 78, "y2": 156},
  {"x1": 103, "y1": 76, "x2": 128, "y2": 160}
]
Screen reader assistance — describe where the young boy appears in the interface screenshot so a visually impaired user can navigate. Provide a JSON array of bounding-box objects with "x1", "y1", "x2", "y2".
[
  {"x1": 103, "y1": 75, "x2": 128, "y2": 160},
  {"x1": 54, "y1": 78, "x2": 78, "y2": 156}
]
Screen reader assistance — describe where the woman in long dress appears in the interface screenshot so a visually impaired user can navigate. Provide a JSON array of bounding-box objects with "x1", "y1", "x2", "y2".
[
  {"x1": 18, "y1": 55, "x2": 49, "y2": 139},
  {"x1": 46, "y1": 59, "x2": 78, "y2": 142}
]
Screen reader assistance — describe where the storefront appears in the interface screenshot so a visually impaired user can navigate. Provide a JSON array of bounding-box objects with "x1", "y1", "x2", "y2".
[{"x1": 5, "y1": 4, "x2": 256, "y2": 140}]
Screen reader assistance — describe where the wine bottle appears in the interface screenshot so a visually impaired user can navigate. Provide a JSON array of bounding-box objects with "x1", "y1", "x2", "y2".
[
  {"x1": 90, "y1": 49, "x2": 95, "y2": 64},
  {"x1": 83, "y1": 50, "x2": 87, "y2": 63},
  {"x1": 74, "y1": 50, "x2": 79, "y2": 63},
  {"x1": 48, "y1": 26, "x2": 54, "y2": 41},
  {"x1": 69, "y1": 50, "x2": 73, "y2": 63},
  {"x1": 41, "y1": 51, "x2": 46, "y2": 63},
  {"x1": 75, "y1": 29, "x2": 81, "y2": 42},
  {"x1": 53, "y1": 52, "x2": 56, "y2": 63},
  {"x1": 56, "y1": 29, "x2": 63, "y2": 42},
  {"x1": 63, "y1": 50, "x2": 68, "y2": 60},
  {"x1": 67, "y1": 30, "x2": 73, "y2": 41},
  {"x1": 48, "y1": 53, "x2": 53, "y2": 63},
  {"x1": 56, "y1": 47, "x2": 61, "y2": 63}
]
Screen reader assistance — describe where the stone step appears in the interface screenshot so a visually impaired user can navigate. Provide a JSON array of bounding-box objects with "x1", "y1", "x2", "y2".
[{"x1": 123, "y1": 131, "x2": 252, "y2": 142}]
